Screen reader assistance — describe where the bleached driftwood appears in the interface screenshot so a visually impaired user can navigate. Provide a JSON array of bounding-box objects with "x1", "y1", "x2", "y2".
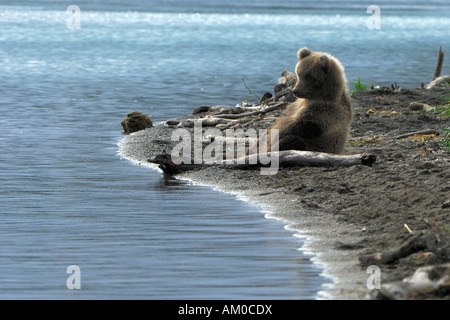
[
  {"x1": 186, "y1": 117, "x2": 239, "y2": 127},
  {"x1": 426, "y1": 75, "x2": 450, "y2": 89},
  {"x1": 185, "y1": 102, "x2": 286, "y2": 128},
  {"x1": 212, "y1": 102, "x2": 287, "y2": 119},
  {"x1": 202, "y1": 135, "x2": 258, "y2": 145},
  {"x1": 148, "y1": 150, "x2": 377, "y2": 174},
  {"x1": 369, "y1": 262, "x2": 450, "y2": 300}
]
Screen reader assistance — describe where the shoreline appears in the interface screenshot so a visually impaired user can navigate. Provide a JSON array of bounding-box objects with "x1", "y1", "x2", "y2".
[
  {"x1": 118, "y1": 81, "x2": 450, "y2": 300},
  {"x1": 118, "y1": 125, "x2": 370, "y2": 299},
  {"x1": 174, "y1": 174, "x2": 341, "y2": 300},
  {"x1": 118, "y1": 138, "x2": 338, "y2": 299},
  {"x1": 174, "y1": 168, "x2": 370, "y2": 299}
]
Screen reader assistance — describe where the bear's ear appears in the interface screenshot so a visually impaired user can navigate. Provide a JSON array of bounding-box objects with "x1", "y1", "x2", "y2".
[
  {"x1": 319, "y1": 54, "x2": 330, "y2": 72},
  {"x1": 298, "y1": 47, "x2": 312, "y2": 60}
]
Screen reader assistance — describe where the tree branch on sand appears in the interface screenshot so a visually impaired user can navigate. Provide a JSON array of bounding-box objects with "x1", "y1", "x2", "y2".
[
  {"x1": 359, "y1": 228, "x2": 450, "y2": 267},
  {"x1": 386, "y1": 129, "x2": 438, "y2": 140},
  {"x1": 148, "y1": 150, "x2": 377, "y2": 175},
  {"x1": 241, "y1": 76, "x2": 261, "y2": 101}
]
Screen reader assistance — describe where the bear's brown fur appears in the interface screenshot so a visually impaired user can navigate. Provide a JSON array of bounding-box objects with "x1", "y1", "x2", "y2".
[{"x1": 263, "y1": 47, "x2": 353, "y2": 154}]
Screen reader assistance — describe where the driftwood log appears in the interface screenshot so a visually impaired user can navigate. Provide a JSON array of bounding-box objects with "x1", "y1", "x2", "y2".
[
  {"x1": 148, "y1": 150, "x2": 377, "y2": 175},
  {"x1": 212, "y1": 102, "x2": 287, "y2": 119},
  {"x1": 359, "y1": 229, "x2": 450, "y2": 267},
  {"x1": 186, "y1": 117, "x2": 239, "y2": 127},
  {"x1": 369, "y1": 262, "x2": 450, "y2": 300},
  {"x1": 433, "y1": 46, "x2": 444, "y2": 80}
]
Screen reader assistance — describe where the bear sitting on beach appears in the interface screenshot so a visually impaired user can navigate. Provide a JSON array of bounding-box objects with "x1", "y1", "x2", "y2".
[{"x1": 264, "y1": 47, "x2": 353, "y2": 154}]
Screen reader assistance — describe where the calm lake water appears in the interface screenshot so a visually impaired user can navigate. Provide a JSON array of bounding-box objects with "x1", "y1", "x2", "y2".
[{"x1": 0, "y1": 0, "x2": 449, "y2": 299}]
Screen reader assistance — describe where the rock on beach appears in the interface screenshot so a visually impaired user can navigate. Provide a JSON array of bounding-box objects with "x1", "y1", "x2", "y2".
[{"x1": 121, "y1": 111, "x2": 153, "y2": 134}]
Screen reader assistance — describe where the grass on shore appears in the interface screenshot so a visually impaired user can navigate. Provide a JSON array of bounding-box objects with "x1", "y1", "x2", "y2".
[
  {"x1": 412, "y1": 84, "x2": 450, "y2": 152},
  {"x1": 415, "y1": 104, "x2": 450, "y2": 119},
  {"x1": 435, "y1": 84, "x2": 450, "y2": 118},
  {"x1": 350, "y1": 76, "x2": 370, "y2": 94},
  {"x1": 440, "y1": 128, "x2": 450, "y2": 152}
]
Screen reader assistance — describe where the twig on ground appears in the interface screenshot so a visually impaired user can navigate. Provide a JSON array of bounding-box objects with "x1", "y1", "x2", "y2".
[
  {"x1": 386, "y1": 129, "x2": 438, "y2": 140},
  {"x1": 241, "y1": 76, "x2": 261, "y2": 101}
]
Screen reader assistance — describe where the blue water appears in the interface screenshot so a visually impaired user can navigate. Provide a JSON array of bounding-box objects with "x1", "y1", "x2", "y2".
[{"x1": 1, "y1": 1, "x2": 449, "y2": 299}]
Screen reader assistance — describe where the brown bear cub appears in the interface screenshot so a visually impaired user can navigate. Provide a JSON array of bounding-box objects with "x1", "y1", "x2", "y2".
[{"x1": 265, "y1": 47, "x2": 353, "y2": 154}]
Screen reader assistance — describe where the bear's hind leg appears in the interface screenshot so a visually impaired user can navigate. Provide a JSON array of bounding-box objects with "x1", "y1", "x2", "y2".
[{"x1": 276, "y1": 135, "x2": 307, "y2": 151}]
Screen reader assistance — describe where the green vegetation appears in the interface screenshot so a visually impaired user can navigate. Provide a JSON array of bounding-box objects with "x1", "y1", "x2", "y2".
[
  {"x1": 413, "y1": 84, "x2": 450, "y2": 119},
  {"x1": 433, "y1": 105, "x2": 450, "y2": 119},
  {"x1": 350, "y1": 77, "x2": 370, "y2": 93},
  {"x1": 437, "y1": 85, "x2": 450, "y2": 118},
  {"x1": 440, "y1": 128, "x2": 450, "y2": 152},
  {"x1": 415, "y1": 104, "x2": 450, "y2": 119},
  {"x1": 440, "y1": 84, "x2": 450, "y2": 104}
]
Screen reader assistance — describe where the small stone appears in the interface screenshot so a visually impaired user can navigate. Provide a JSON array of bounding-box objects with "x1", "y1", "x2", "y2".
[
  {"x1": 259, "y1": 92, "x2": 273, "y2": 104},
  {"x1": 415, "y1": 162, "x2": 436, "y2": 170},
  {"x1": 165, "y1": 120, "x2": 181, "y2": 126},
  {"x1": 409, "y1": 102, "x2": 434, "y2": 112},
  {"x1": 409, "y1": 102, "x2": 424, "y2": 111}
]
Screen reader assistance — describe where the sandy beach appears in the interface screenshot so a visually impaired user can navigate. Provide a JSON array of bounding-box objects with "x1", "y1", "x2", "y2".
[{"x1": 119, "y1": 79, "x2": 450, "y2": 299}]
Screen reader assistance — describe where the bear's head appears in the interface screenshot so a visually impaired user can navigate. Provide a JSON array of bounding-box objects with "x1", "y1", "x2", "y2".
[{"x1": 292, "y1": 47, "x2": 347, "y2": 100}]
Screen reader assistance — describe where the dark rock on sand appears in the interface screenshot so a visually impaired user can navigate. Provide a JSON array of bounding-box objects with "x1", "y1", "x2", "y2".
[
  {"x1": 193, "y1": 106, "x2": 212, "y2": 114},
  {"x1": 260, "y1": 92, "x2": 273, "y2": 104},
  {"x1": 121, "y1": 111, "x2": 153, "y2": 134}
]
